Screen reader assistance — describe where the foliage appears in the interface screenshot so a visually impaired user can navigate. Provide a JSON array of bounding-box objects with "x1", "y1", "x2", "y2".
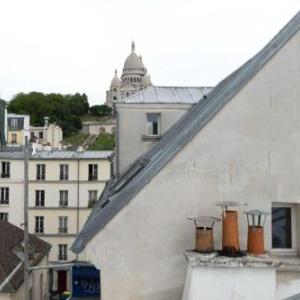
[
  {"x1": 7, "y1": 92, "x2": 89, "y2": 136},
  {"x1": 88, "y1": 133, "x2": 115, "y2": 150},
  {"x1": 89, "y1": 105, "x2": 112, "y2": 116},
  {"x1": 63, "y1": 134, "x2": 88, "y2": 147}
]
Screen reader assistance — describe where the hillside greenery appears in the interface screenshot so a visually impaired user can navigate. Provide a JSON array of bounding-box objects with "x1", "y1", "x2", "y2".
[
  {"x1": 7, "y1": 92, "x2": 112, "y2": 137},
  {"x1": 88, "y1": 133, "x2": 115, "y2": 150}
]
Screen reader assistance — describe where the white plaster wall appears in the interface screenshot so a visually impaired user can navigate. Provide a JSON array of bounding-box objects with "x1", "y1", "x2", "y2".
[
  {"x1": 0, "y1": 294, "x2": 12, "y2": 300},
  {"x1": 23, "y1": 115, "x2": 30, "y2": 145},
  {"x1": 47, "y1": 124, "x2": 63, "y2": 147},
  {"x1": 12, "y1": 254, "x2": 49, "y2": 300},
  {"x1": 81, "y1": 124, "x2": 116, "y2": 135},
  {"x1": 277, "y1": 271, "x2": 300, "y2": 299},
  {"x1": 83, "y1": 30, "x2": 300, "y2": 300},
  {"x1": 117, "y1": 104, "x2": 192, "y2": 174},
  {"x1": 182, "y1": 266, "x2": 276, "y2": 300}
]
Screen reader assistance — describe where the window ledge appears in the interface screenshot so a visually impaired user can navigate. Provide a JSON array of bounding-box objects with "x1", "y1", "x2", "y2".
[
  {"x1": 142, "y1": 134, "x2": 161, "y2": 140},
  {"x1": 273, "y1": 254, "x2": 300, "y2": 271}
]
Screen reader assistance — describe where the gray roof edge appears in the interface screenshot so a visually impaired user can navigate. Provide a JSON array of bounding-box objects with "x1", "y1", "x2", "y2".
[{"x1": 72, "y1": 10, "x2": 300, "y2": 254}]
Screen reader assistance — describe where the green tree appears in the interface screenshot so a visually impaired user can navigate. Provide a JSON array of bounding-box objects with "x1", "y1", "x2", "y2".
[
  {"x1": 7, "y1": 92, "x2": 86, "y2": 136},
  {"x1": 89, "y1": 105, "x2": 112, "y2": 116}
]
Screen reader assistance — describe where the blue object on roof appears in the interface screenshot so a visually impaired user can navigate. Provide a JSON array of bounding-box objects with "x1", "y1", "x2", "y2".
[{"x1": 71, "y1": 265, "x2": 100, "y2": 299}]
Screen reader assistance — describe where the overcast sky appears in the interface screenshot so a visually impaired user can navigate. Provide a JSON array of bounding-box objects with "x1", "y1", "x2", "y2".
[{"x1": 0, "y1": 1, "x2": 299, "y2": 105}]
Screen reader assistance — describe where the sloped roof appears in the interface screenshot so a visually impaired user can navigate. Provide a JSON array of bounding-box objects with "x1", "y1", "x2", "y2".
[
  {"x1": 120, "y1": 86, "x2": 213, "y2": 104},
  {"x1": 72, "y1": 11, "x2": 300, "y2": 254},
  {"x1": 0, "y1": 150, "x2": 113, "y2": 160},
  {"x1": 0, "y1": 220, "x2": 51, "y2": 293}
]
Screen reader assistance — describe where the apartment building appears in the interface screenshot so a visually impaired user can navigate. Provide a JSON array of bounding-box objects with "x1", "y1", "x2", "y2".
[
  {"x1": 7, "y1": 113, "x2": 30, "y2": 146},
  {"x1": 30, "y1": 117, "x2": 63, "y2": 148},
  {"x1": 0, "y1": 149, "x2": 112, "y2": 295}
]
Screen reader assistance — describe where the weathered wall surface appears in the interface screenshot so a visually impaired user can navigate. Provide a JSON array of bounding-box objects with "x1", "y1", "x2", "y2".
[
  {"x1": 85, "y1": 31, "x2": 300, "y2": 300},
  {"x1": 182, "y1": 265, "x2": 276, "y2": 300},
  {"x1": 117, "y1": 103, "x2": 191, "y2": 174}
]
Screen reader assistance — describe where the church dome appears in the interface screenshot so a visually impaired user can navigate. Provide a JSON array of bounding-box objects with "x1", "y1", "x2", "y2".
[
  {"x1": 111, "y1": 70, "x2": 121, "y2": 87},
  {"x1": 122, "y1": 41, "x2": 146, "y2": 75}
]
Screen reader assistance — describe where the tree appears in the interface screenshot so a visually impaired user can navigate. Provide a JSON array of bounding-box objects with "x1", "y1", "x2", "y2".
[
  {"x1": 7, "y1": 92, "x2": 87, "y2": 136},
  {"x1": 89, "y1": 105, "x2": 112, "y2": 116}
]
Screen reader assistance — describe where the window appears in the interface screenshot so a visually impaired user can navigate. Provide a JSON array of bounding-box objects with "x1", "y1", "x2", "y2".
[
  {"x1": 59, "y1": 164, "x2": 69, "y2": 180},
  {"x1": 0, "y1": 188, "x2": 9, "y2": 205},
  {"x1": 59, "y1": 191, "x2": 68, "y2": 207},
  {"x1": 88, "y1": 190, "x2": 98, "y2": 207},
  {"x1": 30, "y1": 132, "x2": 35, "y2": 141},
  {"x1": 35, "y1": 216, "x2": 44, "y2": 233},
  {"x1": 58, "y1": 244, "x2": 68, "y2": 260},
  {"x1": 1, "y1": 162, "x2": 10, "y2": 178},
  {"x1": 58, "y1": 216, "x2": 68, "y2": 234},
  {"x1": 272, "y1": 203, "x2": 296, "y2": 252},
  {"x1": 0, "y1": 212, "x2": 8, "y2": 221},
  {"x1": 88, "y1": 164, "x2": 98, "y2": 181},
  {"x1": 11, "y1": 118, "x2": 18, "y2": 129},
  {"x1": 39, "y1": 131, "x2": 43, "y2": 139},
  {"x1": 35, "y1": 190, "x2": 45, "y2": 207},
  {"x1": 113, "y1": 96, "x2": 117, "y2": 101},
  {"x1": 36, "y1": 164, "x2": 46, "y2": 180},
  {"x1": 146, "y1": 113, "x2": 160, "y2": 136},
  {"x1": 11, "y1": 133, "x2": 17, "y2": 144}
]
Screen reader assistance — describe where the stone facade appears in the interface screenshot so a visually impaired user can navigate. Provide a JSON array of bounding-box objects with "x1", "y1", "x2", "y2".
[{"x1": 105, "y1": 42, "x2": 152, "y2": 107}]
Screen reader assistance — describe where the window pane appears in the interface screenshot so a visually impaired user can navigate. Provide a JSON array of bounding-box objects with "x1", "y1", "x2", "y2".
[
  {"x1": 147, "y1": 113, "x2": 160, "y2": 135},
  {"x1": 272, "y1": 207, "x2": 292, "y2": 249}
]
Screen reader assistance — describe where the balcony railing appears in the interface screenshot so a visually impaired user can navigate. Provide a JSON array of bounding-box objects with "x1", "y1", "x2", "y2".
[
  {"x1": 58, "y1": 227, "x2": 68, "y2": 234},
  {"x1": 35, "y1": 227, "x2": 44, "y2": 234},
  {"x1": 59, "y1": 201, "x2": 68, "y2": 208},
  {"x1": 0, "y1": 173, "x2": 10, "y2": 178},
  {"x1": 58, "y1": 254, "x2": 68, "y2": 261},
  {"x1": 88, "y1": 199, "x2": 97, "y2": 208},
  {"x1": 88, "y1": 174, "x2": 98, "y2": 181}
]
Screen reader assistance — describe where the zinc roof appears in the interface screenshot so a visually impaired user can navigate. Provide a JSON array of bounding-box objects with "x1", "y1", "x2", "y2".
[
  {"x1": 121, "y1": 86, "x2": 213, "y2": 104},
  {"x1": 0, "y1": 150, "x2": 113, "y2": 160}
]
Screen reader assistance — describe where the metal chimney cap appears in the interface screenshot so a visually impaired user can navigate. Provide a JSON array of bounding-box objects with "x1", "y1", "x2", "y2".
[
  {"x1": 215, "y1": 201, "x2": 239, "y2": 207},
  {"x1": 188, "y1": 216, "x2": 221, "y2": 223},
  {"x1": 243, "y1": 209, "x2": 270, "y2": 216}
]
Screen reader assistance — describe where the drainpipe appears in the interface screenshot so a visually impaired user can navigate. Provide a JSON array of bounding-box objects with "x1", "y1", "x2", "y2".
[
  {"x1": 76, "y1": 159, "x2": 80, "y2": 260},
  {"x1": 114, "y1": 104, "x2": 120, "y2": 178}
]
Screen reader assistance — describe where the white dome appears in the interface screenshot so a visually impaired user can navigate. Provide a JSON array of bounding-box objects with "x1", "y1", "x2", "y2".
[
  {"x1": 111, "y1": 70, "x2": 121, "y2": 87},
  {"x1": 122, "y1": 41, "x2": 146, "y2": 75}
]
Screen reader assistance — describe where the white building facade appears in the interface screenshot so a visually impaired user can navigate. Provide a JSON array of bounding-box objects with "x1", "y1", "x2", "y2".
[
  {"x1": 30, "y1": 120, "x2": 63, "y2": 148},
  {"x1": 115, "y1": 86, "x2": 212, "y2": 175},
  {"x1": 6, "y1": 114, "x2": 30, "y2": 147},
  {"x1": 72, "y1": 12, "x2": 300, "y2": 300},
  {"x1": 0, "y1": 150, "x2": 112, "y2": 295}
]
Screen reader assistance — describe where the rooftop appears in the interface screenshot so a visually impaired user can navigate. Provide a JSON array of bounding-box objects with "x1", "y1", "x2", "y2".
[
  {"x1": 7, "y1": 113, "x2": 29, "y2": 118},
  {"x1": 71, "y1": 11, "x2": 300, "y2": 254},
  {"x1": 120, "y1": 86, "x2": 213, "y2": 104},
  {"x1": 0, "y1": 150, "x2": 113, "y2": 160},
  {"x1": 0, "y1": 220, "x2": 51, "y2": 293}
]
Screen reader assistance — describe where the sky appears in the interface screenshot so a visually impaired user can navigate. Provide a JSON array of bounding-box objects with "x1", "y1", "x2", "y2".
[{"x1": 0, "y1": 1, "x2": 299, "y2": 105}]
